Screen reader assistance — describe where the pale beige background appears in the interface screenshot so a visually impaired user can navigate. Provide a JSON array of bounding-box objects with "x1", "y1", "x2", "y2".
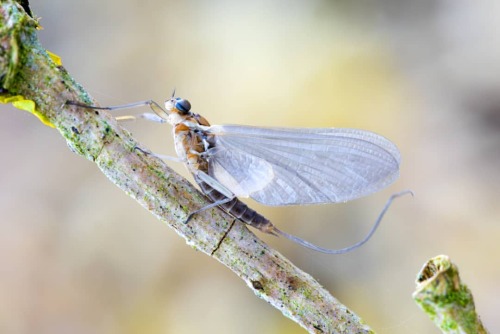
[{"x1": 1, "y1": 1, "x2": 499, "y2": 333}]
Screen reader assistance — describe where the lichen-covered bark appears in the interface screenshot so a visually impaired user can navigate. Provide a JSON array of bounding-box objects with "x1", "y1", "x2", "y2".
[
  {"x1": 413, "y1": 255, "x2": 489, "y2": 334},
  {"x1": 0, "y1": 1, "x2": 375, "y2": 332}
]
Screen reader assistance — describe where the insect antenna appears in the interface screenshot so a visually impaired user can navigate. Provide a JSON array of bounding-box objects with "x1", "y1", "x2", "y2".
[{"x1": 271, "y1": 190, "x2": 413, "y2": 254}]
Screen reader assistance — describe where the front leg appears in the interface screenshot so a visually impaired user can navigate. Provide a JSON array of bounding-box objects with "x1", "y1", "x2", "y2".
[
  {"x1": 116, "y1": 112, "x2": 167, "y2": 124},
  {"x1": 66, "y1": 99, "x2": 167, "y2": 118}
]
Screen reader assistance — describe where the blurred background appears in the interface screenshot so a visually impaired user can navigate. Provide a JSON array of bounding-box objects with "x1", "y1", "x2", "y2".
[{"x1": 1, "y1": 0, "x2": 499, "y2": 333}]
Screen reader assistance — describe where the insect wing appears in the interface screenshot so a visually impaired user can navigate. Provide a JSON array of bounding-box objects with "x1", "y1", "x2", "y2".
[{"x1": 206, "y1": 125, "x2": 400, "y2": 206}]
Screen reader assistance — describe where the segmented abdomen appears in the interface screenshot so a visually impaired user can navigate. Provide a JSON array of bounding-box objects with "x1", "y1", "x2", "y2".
[{"x1": 196, "y1": 178, "x2": 271, "y2": 232}]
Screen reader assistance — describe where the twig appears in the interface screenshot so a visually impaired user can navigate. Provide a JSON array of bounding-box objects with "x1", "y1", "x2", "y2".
[
  {"x1": 0, "y1": 1, "x2": 375, "y2": 332},
  {"x1": 413, "y1": 255, "x2": 489, "y2": 334}
]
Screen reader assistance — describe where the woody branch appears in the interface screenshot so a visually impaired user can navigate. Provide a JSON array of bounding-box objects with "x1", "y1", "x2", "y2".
[{"x1": 0, "y1": 1, "x2": 375, "y2": 333}]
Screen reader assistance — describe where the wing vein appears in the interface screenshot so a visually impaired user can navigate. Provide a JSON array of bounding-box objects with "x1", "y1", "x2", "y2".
[{"x1": 207, "y1": 125, "x2": 400, "y2": 206}]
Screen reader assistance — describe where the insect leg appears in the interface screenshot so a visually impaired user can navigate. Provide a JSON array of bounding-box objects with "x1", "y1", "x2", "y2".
[
  {"x1": 185, "y1": 196, "x2": 235, "y2": 224},
  {"x1": 195, "y1": 171, "x2": 236, "y2": 198},
  {"x1": 67, "y1": 99, "x2": 165, "y2": 113},
  {"x1": 116, "y1": 113, "x2": 167, "y2": 124},
  {"x1": 184, "y1": 171, "x2": 237, "y2": 223},
  {"x1": 66, "y1": 100, "x2": 168, "y2": 121},
  {"x1": 134, "y1": 146, "x2": 184, "y2": 163}
]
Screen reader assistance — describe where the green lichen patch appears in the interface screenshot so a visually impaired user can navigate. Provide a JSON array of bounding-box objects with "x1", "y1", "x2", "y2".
[{"x1": 413, "y1": 255, "x2": 488, "y2": 334}]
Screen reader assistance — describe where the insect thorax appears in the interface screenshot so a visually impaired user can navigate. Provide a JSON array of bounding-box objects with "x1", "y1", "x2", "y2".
[{"x1": 173, "y1": 116, "x2": 212, "y2": 174}]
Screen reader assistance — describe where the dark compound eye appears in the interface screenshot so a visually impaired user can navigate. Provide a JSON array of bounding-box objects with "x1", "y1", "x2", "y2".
[{"x1": 175, "y1": 98, "x2": 191, "y2": 114}]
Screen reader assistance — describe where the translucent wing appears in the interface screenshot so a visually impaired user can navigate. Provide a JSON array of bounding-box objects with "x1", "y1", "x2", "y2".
[{"x1": 206, "y1": 125, "x2": 400, "y2": 206}]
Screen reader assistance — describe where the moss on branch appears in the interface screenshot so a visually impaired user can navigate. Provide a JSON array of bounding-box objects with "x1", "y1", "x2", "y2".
[{"x1": 413, "y1": 255, "x2": 489, "y2": 334}]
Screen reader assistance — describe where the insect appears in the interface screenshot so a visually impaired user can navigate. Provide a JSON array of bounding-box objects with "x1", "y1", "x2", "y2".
[{"x1": 68, "y1": 94, "x2": 409, "y2": 254}]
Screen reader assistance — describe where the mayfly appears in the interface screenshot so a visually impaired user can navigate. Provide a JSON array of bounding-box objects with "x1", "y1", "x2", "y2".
[{"x1": 68, "y1": 94, "x2": 409, "y2": 254}]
